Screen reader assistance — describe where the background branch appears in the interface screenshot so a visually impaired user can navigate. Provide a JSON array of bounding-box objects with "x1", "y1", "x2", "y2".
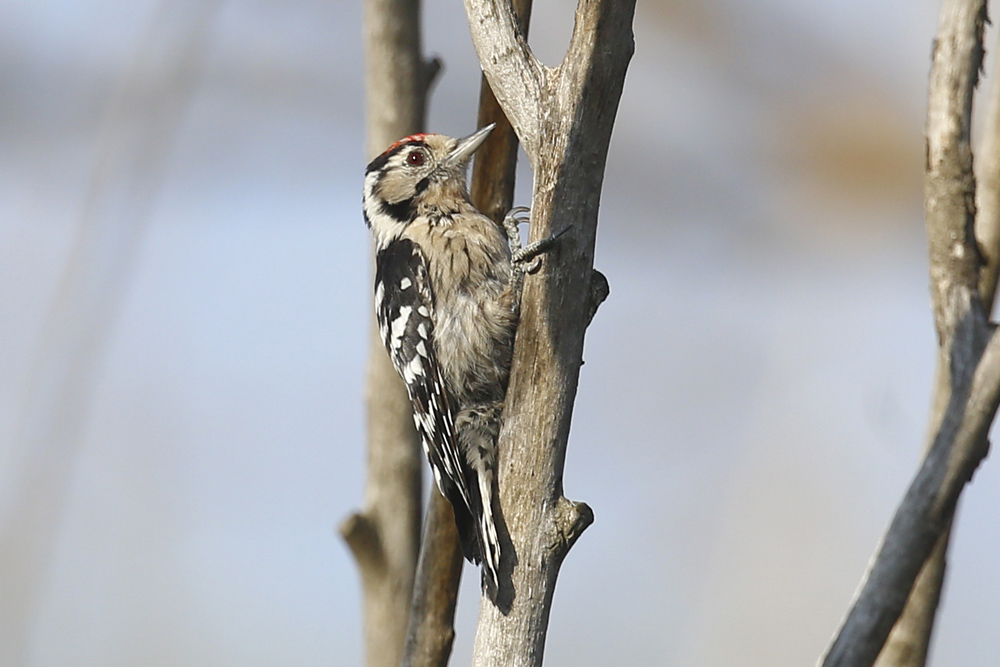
[
  {"x1": 822, "y1": 2, "x2": 999, "y2": 666},
  {"x1": 0, "y1": 2, "x2": 221, "y2": 663},
  {"x1": 339, "y1": 1, "x2": 437, "y2": 665},
  {"x1": 401, "y1": 491, "x2": 464, "y2": 667},
  {"x1": 875, "y1": 22, "x2": 1000, "y2": 666},
  {"x1": 975, "y1": 24, "x2": 1000, "y2": 309}
]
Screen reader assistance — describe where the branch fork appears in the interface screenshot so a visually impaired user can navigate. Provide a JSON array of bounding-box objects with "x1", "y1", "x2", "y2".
[{"x1": 459, "y1": 0, "x2": 635, "y2": 663}]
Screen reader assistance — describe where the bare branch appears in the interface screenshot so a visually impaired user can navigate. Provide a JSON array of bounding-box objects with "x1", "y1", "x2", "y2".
[
  {"x1": 822, "y1": 316, "x2": 998, "y2": 667},
  {"x1": 462, "y1": 0, "x2": 635, "y2": 663},
  {"x1": 821, "y1": 3, "x2": 998, "y2": 665},
  {"x1": 976, "y1": 29, "x2": 1000, "y2": 309},
  {"x1": 872, "y1": 347, "x2": 952, "y2": 667},
  {"x1": 401, "y1": 5, "x2": 532, "y2": 660},
  {"x1": 341, "y1": 1, "x2": 436, "y2": 665},
  {"x1": 401, "y1": 492, "x2": 464, "y2": 667},
  {"x1": 876, "y1": 36, "x2": 1000, "y2": 657},
  {"x1": 470, "y1": 0, "x2": 531, "y2": 225},
  {"x1": 461, "y1": 0, "x2": 545, "y2": 157},
  {"x1": 0, "y1": 2, "x2": 222, "y2": 663},
  {"x1": 874, "y1": 528, "x2": 951, "y2": 667},
  {"x1": 925, "y1": 0, "x2": 986, "y2": 344}
]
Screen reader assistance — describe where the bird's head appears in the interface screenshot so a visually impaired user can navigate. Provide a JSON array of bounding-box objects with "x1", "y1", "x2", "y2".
[{"x1": 363, "y1": 124, "x2": 494, "y2": 246}]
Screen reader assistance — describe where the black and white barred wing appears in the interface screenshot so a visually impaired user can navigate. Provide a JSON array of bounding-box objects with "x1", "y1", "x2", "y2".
[{"x1": 373, "y1": 239, "x2": 481, "y2": 559}]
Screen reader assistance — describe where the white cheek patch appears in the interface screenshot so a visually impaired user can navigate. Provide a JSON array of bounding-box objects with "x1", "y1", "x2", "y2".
[
  {"x1": 364, "y1": 171, "x2": 408, "y2": 247},
  {"x1": 400, "y1": 277, "x2": 412, "y2": 290}
]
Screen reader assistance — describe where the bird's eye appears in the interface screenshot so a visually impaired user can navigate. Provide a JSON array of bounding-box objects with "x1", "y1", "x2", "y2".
[{"x1": 407, "y1": 151, "x2": 425, "y2": 166}]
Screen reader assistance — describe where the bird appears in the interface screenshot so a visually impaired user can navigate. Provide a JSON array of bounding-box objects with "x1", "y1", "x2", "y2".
[{"x1": 362, "y1": 124, "x2": 560, "y2": 595}]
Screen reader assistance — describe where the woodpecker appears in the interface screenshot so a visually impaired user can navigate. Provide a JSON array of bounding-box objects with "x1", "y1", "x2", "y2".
[{"x1": 363, "y1": 124, "x2": 557, "y2": 596}]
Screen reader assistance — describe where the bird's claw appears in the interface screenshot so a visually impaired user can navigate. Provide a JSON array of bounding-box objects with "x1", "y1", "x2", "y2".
[
  {"x1": 503, "y1": 206, "x2": 531, "y2": 254},
  {"x1": 512, "y1": 225, "x2": 572, "y2": 273},
  {"x1": 503, "y1": 207, "x2": 571, "y2": 313}
]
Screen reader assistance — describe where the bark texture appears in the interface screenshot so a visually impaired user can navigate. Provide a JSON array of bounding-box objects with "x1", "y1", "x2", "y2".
[
  {"x1": 339, "y1": 2, "x2": 438, "y2": 666},
  {"x1": 875, "y1": 20, "x2": 1000, "y2": 667},
  {"x1": 459, "y1": 0, "x2": 634, "y2": 664},
  {"x1": 821, "y1": 2, "x2": 1000, "y2": 665}
]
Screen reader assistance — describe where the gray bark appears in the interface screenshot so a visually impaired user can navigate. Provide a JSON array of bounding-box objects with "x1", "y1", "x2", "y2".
[
  {"x1": 821, "y1": 2, "x2": 1000, "y2": 666},
  {"x1": 459, "y1": 0, "x2": 634, "y2": 664},
  {"x1": 873, "y1": 527, "x2": 950, "y2": 667},
  {"x1": 339, "y1": 2, "x2": 438, "y2": 666},
  {"x1": 874, "y1": 18, "x2": 1000, "y2": 667}
]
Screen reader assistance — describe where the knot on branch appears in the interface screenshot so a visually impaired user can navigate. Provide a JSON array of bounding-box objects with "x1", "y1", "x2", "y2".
[
  {"x1": 340, "y1": 511, "x2": 386, "y2": 580},
  {"x1": 585, "y1": 269, "x2": 610, "y2": 327},
  {"x1": 549, "y1": 496, "x2": 594, "y2": 558}
]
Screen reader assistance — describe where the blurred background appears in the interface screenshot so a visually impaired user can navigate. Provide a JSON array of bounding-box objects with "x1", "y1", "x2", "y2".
[{"x1": 2, "y1": 0, "x2": 999, "y2": 664}]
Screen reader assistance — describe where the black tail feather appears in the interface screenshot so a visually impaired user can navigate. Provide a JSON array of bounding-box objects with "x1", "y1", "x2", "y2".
[{"x1": 449, "y1": 488, "x2": 482, "y2": 564}]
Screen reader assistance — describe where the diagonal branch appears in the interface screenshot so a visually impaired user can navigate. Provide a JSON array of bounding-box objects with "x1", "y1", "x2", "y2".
[
  {"x1": 876, "y1": 12, "x2": 1000, "y2": 666},
  {"x1": 0, "y1": 2, "x2": 222, "y2": 663},
  {"x1": 821, "y1": 2, "x2": 999, "y2": 665}
]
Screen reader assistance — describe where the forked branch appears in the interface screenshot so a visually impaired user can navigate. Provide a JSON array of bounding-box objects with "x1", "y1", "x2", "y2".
[
  {"x1": 461, "y1": 0, "x2": 545, "y2": 156},
  {"x1": 459, "y1": 0, "x2": 635, "y2": 664}
]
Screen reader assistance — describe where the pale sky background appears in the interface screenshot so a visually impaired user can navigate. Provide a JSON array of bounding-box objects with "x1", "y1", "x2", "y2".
[{"x1": 2, "y1": 0, "x2": 999, "y2": 665}]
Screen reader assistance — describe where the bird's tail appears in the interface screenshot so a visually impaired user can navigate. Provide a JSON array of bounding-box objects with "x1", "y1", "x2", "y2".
[
  {"x1": 450, "y1": 466, "x2": 500, "y2": 599},
  {"x1": 450, "y1": 402, "x2": 503, "y2": 598},
  {"x1": 475, "y1": 469, "x2": 501, "y2": 598}
]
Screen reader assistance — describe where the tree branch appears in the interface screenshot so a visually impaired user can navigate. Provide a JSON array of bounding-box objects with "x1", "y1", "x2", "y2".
[
  {"x1": 976, "y1": 27, "x2": 1000, "y2": 309},
  {"x1": 924, "y1": 0, "x2": 986, "y2": 344},
  {"x1": 340, "y1": 1, "x2": 435, "y2": 665},
  {"x1": 461, "y1": 0, "x2": 545, "y2": 157},
  {"x1": 0, "y1": 2, "x2": 222, "y2": 663},
  {"x1": 461, "y1": 0, "x2": 635, "y2": 663},
  {"x1": 821, "y1": 2, "x2": 998, "y2": 665},
  {"x1": 872, "y1": 524, "x2": 951, "y2": 667},
  {"x1": 401, "y1": 4, "x2": 532, "y2": 658},
  {"x1": 875, "y1": 23, "x2": 1000, "y2": 664},
  {"x1": 401, "y1": 491, "x2": 464, "y2": 667}
]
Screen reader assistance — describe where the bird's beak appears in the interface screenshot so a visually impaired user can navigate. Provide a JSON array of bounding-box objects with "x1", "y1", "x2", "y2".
[{"x1": 445, "y1": 123, "x2": 495, "y2": 167}]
